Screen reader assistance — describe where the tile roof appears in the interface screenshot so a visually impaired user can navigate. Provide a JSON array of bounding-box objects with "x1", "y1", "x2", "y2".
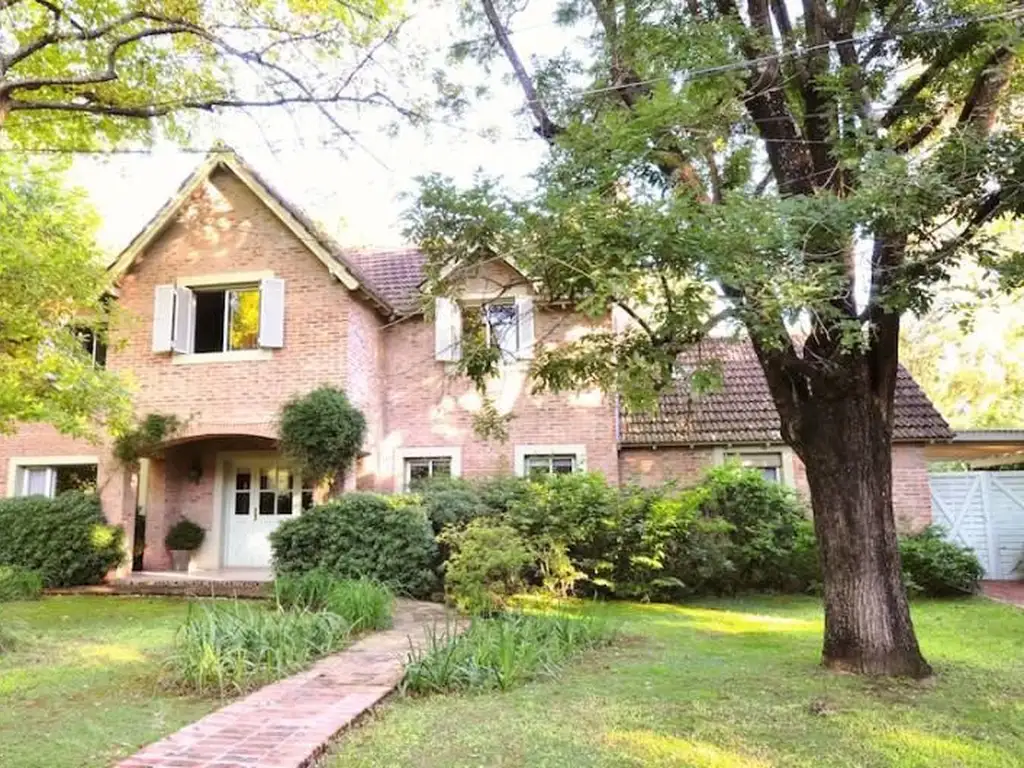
[
  {"x1": 343, "y1": 248, "x2": 427, "y2": 314},
  {"x1": 619, "y1": 339, "x2": 953, "y2": 446}
]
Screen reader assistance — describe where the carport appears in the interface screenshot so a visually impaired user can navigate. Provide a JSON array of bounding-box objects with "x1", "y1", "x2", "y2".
[{"x1": 926, "y1": 430, "x2": 1024, "y2": 580}]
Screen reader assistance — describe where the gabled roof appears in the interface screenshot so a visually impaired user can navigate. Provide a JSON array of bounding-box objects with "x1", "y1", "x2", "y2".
[
  {"x1": 108, "y1": 147, "x2": 395, "y2": 316},
  {"x1": 619, "y1": 339, "x2": 954, "y2": 446}
]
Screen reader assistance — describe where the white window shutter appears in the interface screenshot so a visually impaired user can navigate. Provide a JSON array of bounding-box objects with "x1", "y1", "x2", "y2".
[
  {"x1": 258, "y1": 277, "x2": 286, "y2": 348},
  {"x1": 152, "y1": 284, "x2": 176, "y2": 353},
  {"x1": 516, "y1": 296, "x2": 535, "y2": 359},
  {"x1": 434, "y1": 297, "x2": 462, "y2": 362},
  {"x1": 172, "y1": 285, "x2": 195, "y2": 354}
]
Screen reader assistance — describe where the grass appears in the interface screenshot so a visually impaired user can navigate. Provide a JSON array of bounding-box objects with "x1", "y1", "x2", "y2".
[
  {"x1": 324, "y1": 596, "x2": 1024, "y2": 767},
  {"x1": 274, "y1": 572, "x2": 394, "y2": 632},
  {"x1": 0, "y1": 565, "x2": 43, "y2": 602},
  {"x1": 0, "y1": 596, "x2": 216, "y2": 768},
  {"x1": 402, "y1": 612, "x2": 615, "y2": 694}
]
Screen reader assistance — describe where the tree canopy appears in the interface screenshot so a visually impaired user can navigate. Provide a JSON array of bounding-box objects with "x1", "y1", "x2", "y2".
[
  {"x1": 0, "y1": 155, "x2": 129, "y2": 436},
  {"x1": 406, "y1": 0, "x2": 1024, "y2": 677}
]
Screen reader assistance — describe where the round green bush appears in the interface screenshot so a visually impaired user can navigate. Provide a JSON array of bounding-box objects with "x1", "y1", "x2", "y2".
[
  {"x1": 270, "y1": 493, "x2": 438, "y2": 597},
  {"x1": 278, "y1": 386, "x2": 367, "y2": 484},
  {"x1": 165, "y1": 519, "x2": 205, "y2": 551},
  {"x1": 899, "y1": 526, "x2": 984, "y2": 596},
  {"x1": 0, "y1": 492, "x2": 124, "y2": 587}
]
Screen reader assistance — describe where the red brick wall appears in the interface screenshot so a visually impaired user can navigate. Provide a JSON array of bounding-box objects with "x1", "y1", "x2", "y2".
[
  {"x1": 618, "y1": 446, "x2": 716, "y2": 487},
  {"x1": 378, "y1": 306, "x2": 619, "y2": 489}
]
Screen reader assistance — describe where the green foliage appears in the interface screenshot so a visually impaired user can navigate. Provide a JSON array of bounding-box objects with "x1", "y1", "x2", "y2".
[
  {"x1": 441, "y1": 520, "x2": 534, "y2": 614},
  {"x1": 416, "y1": 477, "x2": 489, "y2": 535},
  {"x1": 164, "y1": 519, "x2": 205, "y2": 552},
  {"x1": 0, "y1": 157, "x2": 130, "y2": 437},
  {"x1": 900, "y1": 526, "x2": 984, "y2": 597},
  {"x1": 0, "y1": 492, "x2": 124, "y2": 587},
  {"x1": 113, "y1": 413, "x2": 182, "y2": 466},
  {"x1": 401, "y1": 612, "x2": 615, "y2": 695},
  {"x1": 0, "y1": 566, "x2": 43, "y2": 602},
  {"x1": 166, "y1": 601, "x2": 352, "y2": 696},
  {"x1": 273, "y1": 571, "x2": 393, "y2": 631},
  {"x1": 278, "y1": 386, "x2": 367, "y2": 485},
  {"x1": 270, "y1": 493, "x2": 438, "y2": 598}
]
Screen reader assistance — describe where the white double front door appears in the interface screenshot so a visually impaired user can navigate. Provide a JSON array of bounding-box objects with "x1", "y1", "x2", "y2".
[{"x1": 224, "y1": 457, "x2": 315, "y2": 568}]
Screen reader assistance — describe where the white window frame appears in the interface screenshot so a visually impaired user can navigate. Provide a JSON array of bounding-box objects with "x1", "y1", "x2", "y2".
[
  {"x1": 713, "y1": 446, "x2": 796, "y2": 487},
  {"x1": 393, "y1": 447, "x2": 462, "y2": 492},
  {"x1": 514, "y1": 444, "x2": 587, "y2": 477},
  {"x1": 483, "y1": 299, "x2": 520, "y2": 360},
  {"x1": 6, "y1": 456, "x2": 99, "y2": 498}
]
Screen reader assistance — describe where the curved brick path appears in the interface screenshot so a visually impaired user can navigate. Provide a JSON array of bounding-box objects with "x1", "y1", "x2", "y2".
[{"x1": 117, "y1": 600, "x2": 452, "y2": 768}]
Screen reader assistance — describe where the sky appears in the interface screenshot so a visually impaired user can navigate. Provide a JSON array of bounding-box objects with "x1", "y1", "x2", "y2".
[{"x1": 69, "y1": 2, "x2": 580, "y2": 255}]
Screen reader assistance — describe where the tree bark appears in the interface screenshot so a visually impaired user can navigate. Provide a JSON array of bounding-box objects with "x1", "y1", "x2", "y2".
[{"x1": 795, "y1": 372, "x2": 931, "y2": 677}]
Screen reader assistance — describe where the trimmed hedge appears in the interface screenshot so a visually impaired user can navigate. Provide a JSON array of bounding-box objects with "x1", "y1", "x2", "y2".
[
  {"x1": 0, "y1": 492, "x2": 124, "y2": 587},
  {"x1": 270, "y1": 493, "x2": 438, "y2": 597}
]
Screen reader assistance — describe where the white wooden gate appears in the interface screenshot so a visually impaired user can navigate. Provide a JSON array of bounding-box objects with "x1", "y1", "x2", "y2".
[{"x1": 929, "y1": 471, "x2": 1024, "y2": 579}]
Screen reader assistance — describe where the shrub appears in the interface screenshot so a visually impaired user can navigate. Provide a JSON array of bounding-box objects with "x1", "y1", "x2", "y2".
[
  {"x1": 442, "y1": 519, "x2": 534, "y2": 613},
  {"x1": 273, "y1": 571, "x2": 393, "y2": 631},
  {"x1": 166, "y1": 601, "x2": 351, "y2": 696},
  {"x1": 278, "y1": 386, "x2": 366, "y2": 484},
  {"x1": 417, "y1": 478, "x2": 490, "y2": 535},
  {"x1": 165, "y1": 519, "x2": 205, "y2": 551},
  {"x1": 271, "y1": 493, "x2": 438, "y2": 597},
  {"x1": 899, "y1": 526, "x2": 984, "y2": 596},
  {"x1": 0, "y1": 492, "x2": 123, "y2": 587},
  {"x1": 0, "y1": 566, "x2": 43, "y2": 601},
  {"x1": 402, "y1": 612, "x2": 615, "y2": 694}
]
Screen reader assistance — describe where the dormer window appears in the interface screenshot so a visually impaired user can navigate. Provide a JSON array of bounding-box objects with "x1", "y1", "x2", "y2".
[{"x1": 434, "y1": 295, "x2": 535, "y2": 363}]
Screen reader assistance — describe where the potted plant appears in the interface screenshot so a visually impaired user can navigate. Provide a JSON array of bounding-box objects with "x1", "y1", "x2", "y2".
[{"x1": 165, "y1": 519, "x2": 205, "y2": 572}]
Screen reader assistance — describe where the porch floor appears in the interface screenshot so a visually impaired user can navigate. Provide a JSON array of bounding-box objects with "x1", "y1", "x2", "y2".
[{"x1": 126, "y1": 568, "x2": 274, "y2": 583}]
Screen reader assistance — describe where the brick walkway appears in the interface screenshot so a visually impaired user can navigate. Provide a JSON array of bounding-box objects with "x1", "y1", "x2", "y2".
[
  {"x1": 981, "y1": 580, "x2": 1024, "y2": 607},
  {"x1": 117, "y1": 600, "x2": 451, "y2": 768}
]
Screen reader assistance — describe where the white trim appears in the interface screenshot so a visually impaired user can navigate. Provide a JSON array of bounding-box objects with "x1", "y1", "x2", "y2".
[
  {"x1": 712, "y1": 446, "x2": 796, "y2": 487},
  {"x1": 172, "y1": 349, "x2": 273, "y2": 365},
  {"x1": 6, "y1": 455, "x2": 100, "y2": 498},
  {"x1": 393, "y1": 446, "x2": 462, "y2": 492},
  {"x1": 514, "y1": 444, "x2": 587, "y2": 477},
  {"x1": 176, "y1": 270, "x2": 274, "y2": 288}
]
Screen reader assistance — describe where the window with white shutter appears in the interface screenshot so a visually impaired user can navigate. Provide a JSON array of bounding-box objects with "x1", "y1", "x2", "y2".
[
  {"x1": 515, "y1": 296, "x2": 535, "y2": 359},
  {"x1": 258, "y1": 278, "x2": 285, "y2": 348},
  {"x1": 152, "y1": 284, "x2": 175, "y2": 352},
  {"x1": 172, "y1": 285, "x2": 195, "y2": 353},
  {"x1": 435, "y1": 297, "x2": 462, "y2": 362}
]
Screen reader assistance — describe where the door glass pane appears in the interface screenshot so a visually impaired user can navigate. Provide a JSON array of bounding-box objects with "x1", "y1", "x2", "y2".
[
  {"x1": 227, "y1": 289, "x2": 260, "y2": 350},
  {"x1": 259, "y1": 491, "x2": 276, "y2": 516},
  {"x1": 276, "y1": 469, "x2": 293, "y2": 492},
  {"x1": 301, "y1": 490, "x2": 315, "y2": 511},
  {"x1": 277, "y1": 493, "x2": 293, "y2": 516},
  {"x1": 259, "y1": 468, "x2": 271, "y2": 490},
  {"x1": 235, "y1": 471, "x2": 251, "y2": 491},
  {"x1": 234, "y1": 492, "x2": 250, "y2": 516}
]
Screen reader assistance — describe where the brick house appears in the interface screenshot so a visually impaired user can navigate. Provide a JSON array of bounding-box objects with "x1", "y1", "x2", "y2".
[{"x1": 0, "y1": 150, "x2": 953, "y2": 573}]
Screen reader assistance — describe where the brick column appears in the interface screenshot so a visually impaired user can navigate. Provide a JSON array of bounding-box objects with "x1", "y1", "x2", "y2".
[
  {"x1": 143, "y1": 457, "x2": 172, "y2": 570},
  {"x1": 98, "y1": 453, "x2": 136, "y2": 578}
]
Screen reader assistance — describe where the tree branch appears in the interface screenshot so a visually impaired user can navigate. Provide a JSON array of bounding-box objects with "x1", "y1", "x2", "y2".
[{"x1": 479, "y1": 0, "x2": 561, "y2": 140}]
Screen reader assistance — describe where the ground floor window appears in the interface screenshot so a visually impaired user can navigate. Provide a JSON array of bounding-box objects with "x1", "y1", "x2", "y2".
[
  {"x1": 404, "y1": 456, "x2": 452, "y2": 490},
  {"x1": 724, "y1": 451, "x2": 784, "y2": 483},
  {"x1": 15, "y1": 462, "x2": 97, "y2": 498},
  {"x1": 524, "y1": 454, "x2": 577, "y2": 477}
]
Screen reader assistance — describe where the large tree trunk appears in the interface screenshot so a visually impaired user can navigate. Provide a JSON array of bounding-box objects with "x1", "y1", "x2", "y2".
[{"x1": 797, "y1": 381, "x2": 931, "y2": 678}]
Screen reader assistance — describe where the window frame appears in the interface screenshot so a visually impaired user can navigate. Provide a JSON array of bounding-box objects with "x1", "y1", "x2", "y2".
[
  {"x1": 393, "y1": 447, "x2": 462, "y2": 492},
  {"x1": 191, "y1": 284, "x2": 261, "y2": 355},
  {"x1": 6, "y1": 456, "x2": 99, "y2": 499},
  {"x1": 404, "y1": 456, "x2": 454, "y2": 490},
  {"x1": 482, "y1": 298, "x2": 520, "y2": 360},
  {"x1": 714, "y1": 447, "x2": 795, "y2": 487},
  {"x1": 514, "y1": 444, "x2": 587, "y2": 477}
]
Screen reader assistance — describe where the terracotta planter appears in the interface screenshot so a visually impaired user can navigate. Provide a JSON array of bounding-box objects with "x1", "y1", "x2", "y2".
[{"x1": 170, "y1": 550, "x2": 192, "y2": 572}]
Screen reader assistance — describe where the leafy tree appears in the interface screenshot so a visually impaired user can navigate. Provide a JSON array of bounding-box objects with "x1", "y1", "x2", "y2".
[
  {"x1": 0, "y1": 155, "x2": 128, "y2": 435},
  {"x1": 407, "y1": 0, "x2": 1024, "y2": 676},
  {"x1": 903, "y1": 263, "x2": 1024, "y2": 428},
  {"x1": 278, "y1": 386, "x2": 367, "y2": 488},
  {"x1": 0, "y1": 0, "x2": 409, "y2": 149}
]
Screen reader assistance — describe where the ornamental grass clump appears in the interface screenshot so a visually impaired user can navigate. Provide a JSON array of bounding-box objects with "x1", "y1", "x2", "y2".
[
  {"x1": 402, "y1": 612, "x2": 615, "y2": 695},
  {"x1": 273, "y1": 571, "x2": 393, "y2": 631},
  {"x1": 0, "y1": 565, "x2": 43, "y2": 602},
  {"x1": 166, "y1": 601, "x2": 351, "y2": 697}
]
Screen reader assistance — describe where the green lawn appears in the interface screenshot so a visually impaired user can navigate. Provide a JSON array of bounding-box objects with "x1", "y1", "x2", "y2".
[
  {"x1": 325, "y1": 597, "x2": 1024, "y2": 768},
  {"x1": 0, "y1": 596, "x2": 218, "y2": 768}
]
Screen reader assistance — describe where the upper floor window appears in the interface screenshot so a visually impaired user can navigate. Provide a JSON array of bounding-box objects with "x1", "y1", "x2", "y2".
[
  {"x1": 434, "y1": 295, "x2": 535, "y2": 363},
  {"x1": 75, "y1": 327, "x2": 107, "y2": 368},
  {"x1": 152, "y1": 277, "x2": 284, "y2": 356}
]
